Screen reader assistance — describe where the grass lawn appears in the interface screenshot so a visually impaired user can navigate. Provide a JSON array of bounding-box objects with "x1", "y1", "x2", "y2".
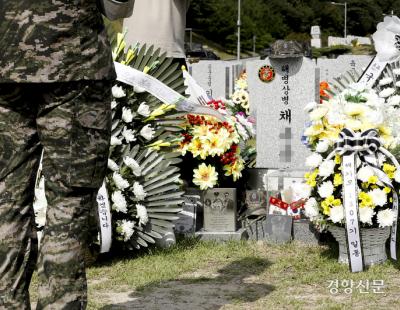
[{"x1": 29, "y1": 237, "x2": 400, "y2": 309}]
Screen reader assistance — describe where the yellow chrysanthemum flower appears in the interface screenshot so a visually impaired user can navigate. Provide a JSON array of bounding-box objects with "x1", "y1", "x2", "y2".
[
  {"x1": 359, "y1": 191, "x2": 374, "y2": 208},
  {"x1": 189, "y1": 138, "x2": 209, "y2": 159},
  {"x1": 305, "y1": 169, "x2": 319, "y2": 187},
  {"x1": 193, "y1": 125, "x2": 210, "y2": 140},
  {"x1": 384, "y1": 187, "x2": 392, "y2": 194},
  {"x1": 224, "y1": 158, "x2": 245, "y2": 181},
  {"x1": 383, "y1": 163, "x2": 396, "y2": 179},
  {"x1": 204, "y1": 135, "x2": 226, "y2": 157},
  {"x1": 304, "y1": 124, "x2": 324, "y2": 137},
  {"x1": 368, "y1": 175, "x2": 378, "y2": 184},
  {"x1": 334, "y1": 173, "x2": 343, "y2": 187},
  {"x1": 334, "y1": 154, "x2": 341, "y2": 165},
  {"x1": 193, "y1": 163, "x2": 218, "y2": 190}
]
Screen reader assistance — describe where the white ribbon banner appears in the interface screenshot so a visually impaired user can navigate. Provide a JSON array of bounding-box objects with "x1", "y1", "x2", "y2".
[
  {"x1": 357, "y1": 57, "x2": 387, "y2": 88},
  {"x1": 342, "y1": 155, "x2": 363, "y2": 272},
  {"x1": 327, "y1": 129, "x2": 399, "y2": 271},
  {"x1": 114, "y1": 62, "x2": 226, "y2": 121},
  {"x1": 97, "y1": 181, "x2": 112, "y2": 253}
]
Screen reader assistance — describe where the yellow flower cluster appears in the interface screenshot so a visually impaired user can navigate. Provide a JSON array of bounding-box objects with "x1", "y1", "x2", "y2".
[
  {"x1": 180, "y1": 118, "x2": 239, "y2": 160},
  {"x1": 321, "y1": 195, "x2": 342, "y2": 215},
  {"x1": 383, "y1": 163, "x2": 396, "y2": 179},
  {"x1": 333, "y1": 173, "x2": 343, "y2": 186},
  {"x1": 223, "y1": 157, "x2": 245, "y2": 181},
  {"x1": 359, "y1": 192, "x2": 373, "y2": 208},
  {"x1": 305, "y1": 169, "x2": 319, "y2": 187}
]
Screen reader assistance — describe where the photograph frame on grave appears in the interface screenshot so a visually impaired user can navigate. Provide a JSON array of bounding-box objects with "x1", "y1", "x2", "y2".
[
  {"x1": 245, "y1": 190, "x2": 268, "y2": 216},
  {"x1": 264, "y1": 214, "x2": 293, "y2": 244},
  {"x1": 203, "y1": 188, "x2": 237, "y2": 232}
]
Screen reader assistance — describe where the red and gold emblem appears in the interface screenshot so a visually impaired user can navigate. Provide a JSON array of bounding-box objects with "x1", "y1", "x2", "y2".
[{"x1": 258, "y1": 65, "x2": 275, "y2": 83}]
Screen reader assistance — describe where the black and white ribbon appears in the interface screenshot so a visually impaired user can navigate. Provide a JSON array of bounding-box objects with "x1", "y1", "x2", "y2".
[{"x1": 327, "y1": 128, "x2": 399, "y2": 272}]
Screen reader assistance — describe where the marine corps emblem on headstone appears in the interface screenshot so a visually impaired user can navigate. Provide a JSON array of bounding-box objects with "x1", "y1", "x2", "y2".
[{"x1": 258, "y1": 65, "x2": 275, "y2": 83}]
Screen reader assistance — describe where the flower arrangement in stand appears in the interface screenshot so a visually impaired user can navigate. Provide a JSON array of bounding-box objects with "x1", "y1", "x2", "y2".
[
  {"x1": 178, "y1": 71, "x2": 255, "y2": 190},
  {"x1": 107, "y1": 33, "x2": 188, "y2": 250},
  {"x1": 303, "y1": 83, "x2": 399, "y2": 231}
]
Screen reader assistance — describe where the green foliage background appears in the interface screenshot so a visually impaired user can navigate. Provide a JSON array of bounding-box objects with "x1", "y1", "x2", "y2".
[{"x1": 187, "y1": 0, "x2": 400, "y2": 52}]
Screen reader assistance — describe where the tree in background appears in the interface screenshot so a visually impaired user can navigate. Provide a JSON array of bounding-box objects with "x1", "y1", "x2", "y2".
[{"x1": 187, "y1": 0, "x2": 399, "y2": 53}]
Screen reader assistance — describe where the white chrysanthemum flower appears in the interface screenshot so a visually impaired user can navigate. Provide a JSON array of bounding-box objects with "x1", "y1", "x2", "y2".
[
  {"x1": 379, "y1": 88, "x2": 396, "y2": 98},
  {"x1": 304, "y1": 101, "x2": 318, "y2": 112},
  {"x1": 108, "y1": 158, "x2": 119, "y2": 171},
  {"x1": 309, "y1": 106, "x2": 329, "y2": 121},
  {"x1": 121, "y1": 126, "x2": 136, "y2": 142},
  {"x1": 140, "y1": 124, "x2": 155, "y2": 141},
  {"x1": 379, "y1": 77, "x2": 393, "y2": 86},
  {"x1": 132, "y1": 182, "x2": 147, "y2": 200},
  {"x1": 112, "y1": 172, "x2": 130, "y2": 190},
  {"x1": 136, "y1": 204, "x2": 149, "y2": 226},
  {"x1": 368, "y1": 188, "x2": 387, "y2": 207},
  {"x1": 388, "y1": 95, "x2": 400, "y2": 106},
  {"x1": 377, "y1": 209, "x2": 395, "y2": 227},
  {"x1": 111, "y1": 100, "x2": 118, "y2": 109},
  {"x1": 327, "y1": 110, "x2": 346, "y2": 126},
  {"x1": 122, "y1": 107, "x2": 134, "y2": 123},
  {"x1": 111, "y1": 191, "x2": 128, "y2": 213},
  {"x1": 133, "y1": 85, "x2": 146, "y2": 93},
  {"x1": 304, "y1": 198, "x2": 319, "y2": 220},
  {"x1": 394, "y1": 169, "x2": 400, "y2": 183},
  {"x1": 137, "y1": 102, "x2": 151, "y2": 117},
  {"x1": 359, "y1": 207, "x2": 375, "y2": 225},
  {"x1": 319, "y1": 160, "x2": 335, "y2": 177},
  {"x1": 365, "y1": 109, "x2": 384, "y2": 126},
  {"x1": 316, "y1": 139, "x2": 330, "y2": 153},
  {"x1": 291, "y1": 182, "x2": 312, "y2": 200},
  {"x1": 329, "y1": 205, "x2": 344, "y2": 223},
  {"x1": 119, "y1": 220, "x2": 135, "y2": 241},
  {"x1": 344, "y1": 103, "x2": 366, "y2": 117},
  {"x1": 357, "y1": 166, "x2": 374, "y2": 182},
  {"x1": 112, "y1": 85, "x2": 126, "y2": 98},
  {"x1": 110, "y1": 136, "x2": 122, "y2": 146},
  {"x1": 395, "y1": 81, "x2": 400, "y2": 88},
  {"x1": 305, "y1": 153, "x2": 323, "y2": 168},
  {"x1": 123, "y1": 156, "x2": 141, "y2": 176},
  {"x1": 318, "y1": 181, "x2": 334, "y2": 198}
]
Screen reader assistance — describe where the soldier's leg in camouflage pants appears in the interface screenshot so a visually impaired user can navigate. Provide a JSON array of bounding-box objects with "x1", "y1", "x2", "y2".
[{"x1": 0, "y1": 81, "x2": 111, "y2": 310}]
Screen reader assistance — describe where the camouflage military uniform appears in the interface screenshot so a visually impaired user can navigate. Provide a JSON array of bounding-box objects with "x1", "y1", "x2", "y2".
[{"x1": 0, "y1": 1, "x2": 115, "y2": 309}]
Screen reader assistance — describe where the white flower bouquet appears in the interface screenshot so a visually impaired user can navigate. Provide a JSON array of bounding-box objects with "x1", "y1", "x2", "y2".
[
  {"x1": 106, "y1": 34, "x2": 186, "y2": 250},
  {"x1": 303, "y1": 83, "x2": 400, "y2": 230}
]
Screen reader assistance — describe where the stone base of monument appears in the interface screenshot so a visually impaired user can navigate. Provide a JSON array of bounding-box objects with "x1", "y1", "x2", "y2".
[
  {"x1": 292, "y1": 219, "x2": 320, "y2": 245},
  {"x1": 246, "y1": 218, "x2": 267, "y2": 241},
  {"x1": 195, "y1": 228, "x2": 248, "y2": 242}
]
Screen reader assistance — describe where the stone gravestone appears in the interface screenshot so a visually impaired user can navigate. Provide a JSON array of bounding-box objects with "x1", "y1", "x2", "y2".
[
  {"x1": 310, "y1": 25, "x2": 321, "y2": 48},
  {"x1": 174, "y1": 194, "x2": 198, "y2": 235},
  {"x1": 328, "y1": 36, "x2": 350, "y2": 47},
  {"x1": 247, "y1": 57, "x2": 317, "y2": 170},
  {"x1": 189, "y1": 61, "x2": 244, "y2": 100},
  {"x1": 264, "y1": 215, "x2": 293, "y2": 243},
  {"x1": 203, "y1": 188, "x2": 237, "y2": 232},
  {"x1": 317, "y1": 55, "x2": 373, "y2": 84}
]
